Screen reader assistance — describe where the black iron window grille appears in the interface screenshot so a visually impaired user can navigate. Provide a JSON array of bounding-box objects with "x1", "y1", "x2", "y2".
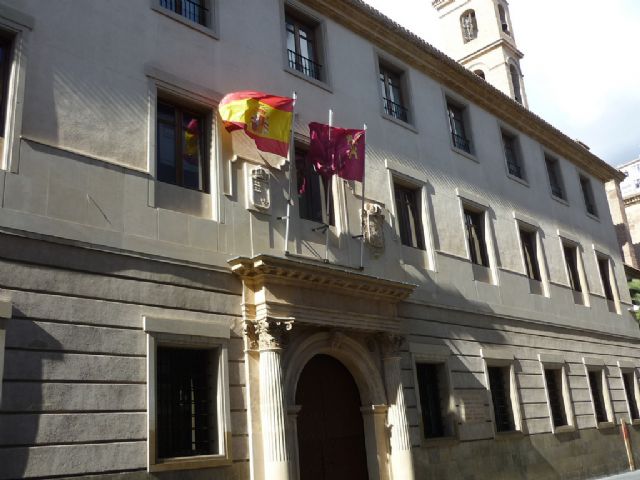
[
  {"x1": 156, "y1": 347, "x2": 219, "y2": 459},
  {"x1": 380, "y1": 65, "x2": 409, "y2": 123},
  {"x1": 544, "y1": 368, "x2": 568, "y2": 427},
  {"x1": 623, "y1": 372, "x2": 640, "y2": 421},
  {"x1": 588, "y1": 370, "x2": 608, "y2": 423},
  {"x1": 545, "y1": 156, "x2": 565, "y2": 199},
  {"x1": 448, "y1": 103, "x2": 471, "y2": 153},
  {"x1": 286, "y1": 14, "x2": 322, "y2": 81},
  {"x1": 488, "y1": 366, "x2": 515, "y2": 432},
  {"x1": 159, "y1": 0, "x2": 208, "y2": 26},
  {"x1": 503, "y1": 133, "x2": 523, "y2": 178}
]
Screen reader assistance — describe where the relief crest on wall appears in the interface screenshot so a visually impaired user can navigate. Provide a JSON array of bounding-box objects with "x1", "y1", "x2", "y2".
[{"x1": 362, "y1": 202, "x2": 385, "y2": 254}]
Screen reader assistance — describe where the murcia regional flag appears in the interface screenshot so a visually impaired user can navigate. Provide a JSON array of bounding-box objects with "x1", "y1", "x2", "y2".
[{"x1": 219, "y1": 91, "x2": 294, "y2": 158}]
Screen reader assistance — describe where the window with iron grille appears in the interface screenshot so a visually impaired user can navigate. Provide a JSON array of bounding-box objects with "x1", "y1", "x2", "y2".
[
  {"x1": 394, "y1": 182, "x2": 424, "y2": 250},
  {"x1": 597, "y1": 257, "x2": 615, "y2": 301},
  {"x1": 587, "y1": 370, "x2": 608, "y2": 424},
  {"x1": 623, "y1": 372, "x2": 640, "y2": 421},
  {"x1": 502, "y1": 131, "x2": 523, "y2": 179},
  {"x1": 159, "y1": 0, "x2": 209, "y2": 27},
  {"x1": 286, "y1": 11, "x2": 322, "y2": 81},
  {"x1": 157, "y1": 347, "x2": 219, "y2": 459},
  {"x1": 580, "y1": 174, "x2": 598, "y2": 216},
  {"x1": 416, "y1": 363, "x2": 448, "y2": 439},
  {"x1": 544, "y1": 368, "x2": 568, "y2": 427},
  {"x1": 447, "y1": 102, "x2": 471, "y2": 153},
  {"x1": 295, "y1": 145, "x2": 334, "y2": 225},
  {"x1": 562, "y1": 244, "x2": 582, "y2": 292},
  {"x1": 379, "y1": 64, "x2": 408, "y2": 122},
  {"x1": 460, "y1": 10, "x2": 478, "y2": 43},
  {"x1": 464, "y1": 208, "x2": 489, "y2": 267},
  {"x1": 520, "y1": 228, "x2": 541, "y2": 281},
  {"x1": 157, "y1": 99, "x2": 209, "y2": 192},
  {"x1": 545, "y1": 156, "x2": 565, "y2": 199},
  {"x1": 488, "y1": 366, "x2": 516, "y2": 432},
  {"x1": 498, "y1": 4, "x2": 510, "y2": 34}
]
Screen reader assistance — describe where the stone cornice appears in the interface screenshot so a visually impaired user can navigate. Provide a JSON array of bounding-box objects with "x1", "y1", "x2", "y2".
[
  {"x1": 228, "y1": 255, "x2": 416, "y2": 302},
  {"x1": 300, "y1": 0, "x2": 624, "y2": 183},
  {"x1": 624, "y1": 193, "x2": 640, "y2": 206},
  {"x1": 459, "y1": 39, "x2": 523, "y2": 65}
]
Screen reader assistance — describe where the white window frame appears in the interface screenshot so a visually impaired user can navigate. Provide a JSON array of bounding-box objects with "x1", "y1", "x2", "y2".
[
  {"x1": 618, "y1": 361, "x2": 640, "y2": 425},
  {"x1": 409, "y1": 343, "x2": 456, "y2": 444},
  {"x1": 151, "y1": 0, "x2": 219, "y2": 39},
  {"x1": 481, "y1": 348, "x2": 524, "y2": 436},
  {"x1": 538, "y1": 354, "x2": 575, "y2": 434},
  {"x1": 144, "y1": 315, "x2": 232, "y2": 472},
  {"x1": 583, "y1": 357, "x2": 615, "y2": 429}
]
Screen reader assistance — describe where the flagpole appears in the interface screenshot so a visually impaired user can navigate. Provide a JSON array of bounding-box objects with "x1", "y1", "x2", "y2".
[
  {"x1": 359, "y1": 124, "x2": 367, "y2": 270},
  {"x1": 283, "y1": 91, "x2": 297, "y2": 255},
  {"x1": 324, "y1": 109, "x2": 333, "y2": 263}
]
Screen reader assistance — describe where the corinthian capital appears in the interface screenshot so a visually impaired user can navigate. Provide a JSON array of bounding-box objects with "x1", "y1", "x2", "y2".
[
  {"x1": 255, "y1": 316, "x2": 294, "y2": 351},
  {"x1": 379, "y1": 333, "x2": 405, "y2": 358}
]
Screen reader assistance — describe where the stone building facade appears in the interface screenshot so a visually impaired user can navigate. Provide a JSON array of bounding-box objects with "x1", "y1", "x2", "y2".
[{"x1": 0, "y1": 1, "x2": 638, "y2": 480}]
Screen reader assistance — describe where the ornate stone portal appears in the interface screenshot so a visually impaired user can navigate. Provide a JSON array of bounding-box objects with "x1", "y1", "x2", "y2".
[{"x1": 229, "y1": 255, "x2": 416, "y2": 480}]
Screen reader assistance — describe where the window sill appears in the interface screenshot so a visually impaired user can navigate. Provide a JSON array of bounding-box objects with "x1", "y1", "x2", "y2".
[
  {"x1": 553, "y1": 425, "x2": 576, "y2": 434},
  {"x1": 506, "y1": 172, "x2": 529, "y2": 187},
  {"x1": 451, "y1": 145, "x2": 478, "y2": 163},
  {"x1": 472, "y1": 263, "x2": 492, "y2": 284},
  {"x1": 151, "y1": 5, "x2": 218, "y2": 40},
  {"x1": 529, "y1": 278, "x2": 544, "y2": 295},
  {"x1": 380, "y1": 111, "x2": 418, "y2": 134},
  {"x1": 284, "y1": 66, "x2": 332, "y2": 93},
  {"x1": 495, "y1": 430, "x2": 524, "y2": 440},
  {"x1": 550, "y1": 194, "x2": 569, "y2": 207},
  {"x1": 421, "y1": 436, "x2": 459, "y2": 448},
  {"x1": 631, "y1": 419, "x2": 640, "y2": 427},
  {"x1": 149, "y1": 453, "x2": 232, "y2": 472},
  {"x1": 586, "y1": 212, "x2": 600, "y2": 222},
  {"x1": 597, "y1": 421, "x2": 616, "y2": 430}
]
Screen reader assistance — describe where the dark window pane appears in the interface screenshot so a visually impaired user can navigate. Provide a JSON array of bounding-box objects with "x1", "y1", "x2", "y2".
[
  {"x1": 488, "y1": 366, "x2": 515, "y2": 432},
  {"x1": 448, "y1": 103, "x2": 471, "y2": 153},
  {"x1": 544, "y1": 368, "x2": 567, "y2": 427},
  {"x1": 503, "y1": 133, "x2": 522, "y2": 178},
  {"x1": 296, "y1": 147, "x2": 334, "y2": 225},
  {"x1": 580, "y1": 176, "x2": 597, "y2": 216},
  {"x1": 623, "y1": 373, "x2": 639, "y2": 421},
  {"x1": 0, "y1": 36, "x2": 12, "y2": 134},
  {"x1": 416, "y1": 363, "x2": 446, "y2": 438},
  {"x1": 285, "y1": 13, "x2": 321, "y2": 80},
  {"x1": 588, "y1": 370, "x2": 607, "y2": 423},
  {"x1": 380, "y1": 66, "x2": 408, "y2": 122},
  {"x1": 546, "y1": 157, "x2": 564, "y2": 199},
  {"x1": 182, "y1": 113, "x2": 204, "y2": 190},
  {"x1": 157, "y1": 347, "x2": 218, "y2": 459},
  {"x1": 464, "y1": 209, "x2": 489, "y2": 267},
  {"x1": 598, "y1": 258, "x2": 614, "y2": 301},
  {"x1": 520, "y1": 229, "x2": 541, "y2": 281},
  {"x1": 563, "y1": 245, "x2": 582, "y2": 292},
  {"x1": 394, "y1": 183, "x2": 425, "y2": 250},
  {"x1": 159, "y1": 0, "x2": 208, "y2": 26}
]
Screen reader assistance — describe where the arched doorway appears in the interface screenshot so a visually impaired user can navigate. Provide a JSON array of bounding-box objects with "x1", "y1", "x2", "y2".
[{"x1": 296, "y1": 354, "x2": 369, "y2": 480}]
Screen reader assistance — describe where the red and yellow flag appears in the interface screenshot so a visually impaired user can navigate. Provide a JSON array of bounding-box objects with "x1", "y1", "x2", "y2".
[{"x1": 219, "y1": 91, "x2": 294, "y2": 158}]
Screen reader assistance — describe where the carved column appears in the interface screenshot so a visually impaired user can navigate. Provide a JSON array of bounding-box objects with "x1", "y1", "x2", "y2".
[
  {"x1": 382, "y1": 334, "x2": 415, "y2": 480},
  {"x1": 257, "y1": 318, "x2": 293, "y2": 480}
]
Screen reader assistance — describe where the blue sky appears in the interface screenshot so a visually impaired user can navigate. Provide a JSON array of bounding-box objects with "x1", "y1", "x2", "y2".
[{"x1": 363, "y1": 0, "x2": 640, "y2": 166}]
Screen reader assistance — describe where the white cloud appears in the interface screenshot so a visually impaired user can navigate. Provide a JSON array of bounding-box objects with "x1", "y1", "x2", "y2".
[{"x1": 363, "y1": 0, "x2": 640, "y2": 165}]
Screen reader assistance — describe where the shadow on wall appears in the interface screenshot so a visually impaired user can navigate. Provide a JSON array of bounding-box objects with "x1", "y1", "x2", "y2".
[{"x1": 0, "y1": 316, "x2": 62, "y2": 479}]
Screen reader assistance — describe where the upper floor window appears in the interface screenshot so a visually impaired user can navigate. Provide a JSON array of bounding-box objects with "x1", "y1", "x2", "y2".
[
  {"x1": 460, "y1": 10, "x2": 478, "y2": 43},
  {"x1": 502, "y1": 131, "x2": 523, "y2": 179},
  {"x1": 157, "y1": 99, "x2": 209, "y2": 192},
  {"x1": 622, "y1": 371, "x2": 640, "y2": 422},
  {"x1": 159, "y1": 0, "x2": 209, "y2": 27},
  {"x1": 579, "y1": 174, "x2": 597, "y2": 216},
  {"x1": 286, "y1": 10, "x2": 322, "y2": 81},
  {"x1": 447, "y1": 101, "x2": 472, "y2": 153},
  {"x1": 509, "y1": 64, "x2": 522, "y2": 104},
  {"x1": 379, "y1": 63, "x2": 408, "y2": 122},
  {"x1": 393, "y1": 182, "x2": 424, "y2": 249},
  {"x1": 596, "y1": 256, "x2": 616, "y2": 312},
  {"x1": 487, "y1": 365, "x2": 516, "y2": 433},
  {"x1": 587, "y1": 369, "x2": 610, "y2": 425},
  {"x1": 0, "y1": 35, "x2": 12, "y2": 141},
  {"x1": 296, "y1": 145, "x2": 334, "y2": 225},
  {"x1": 464, "y1": 208, "x2": 489, "y2": 267},
  {"x1": 519, "y1": 228, "x2": 541, "y2": 282},
  {"x1": 498, "y1": 4, "x2": 510, "y2": 34},
  {"x1": 545, "y1": 155, "x2": 565, "y2": 200}
]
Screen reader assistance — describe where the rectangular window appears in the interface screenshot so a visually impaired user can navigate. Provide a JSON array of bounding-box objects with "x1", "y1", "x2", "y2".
[
  {"x1": 502, "y1": 131, "x2": 523, "y2": 179},
  {"x1": 157, "y1": 100, "x2": 208, "y2": 192},
  {"x1": 464, "y1": 208, "x2": 489, "y2": 267},
  {"x1": 487, "y1": 366, "x2": 516, "y2": 432},
  {"x1": 0, "y1": 34, "x2": 12, "y2": 141},
  {"x1": 579, "y1": 174, "x2": 597, "y2": 216},
  {"x1": 520, "y1": 228, "x2": 541, "y2": 281},
  {"x1": 623, "y1": 371, "x2": 640, "y2": 421},
  {"x1": 157, "y1": 346, "x2": 219, "y2": 459},
  {"x1": 545, "y1": 156, "x2": 565, "y2": 200},
  {"x1": 286, "y1": 11, "x2": 322, "y2": 81},
  {"x1": 159, "y1": 0, "x2": 209, "y2": 26},
  {"x1": 416, "y1": 363, "x2": 448, "y2": 439},
  {"x1": 447, "y1": 102, "x2": 471, "y2": 153},
  {"x1": 544, "y1": 368, "x2": 568, "y2": 428},
  {"x1": 597, "y1": 257, "x2": 614, "y2": 301},
  {"x1": 394, "y1": 182, "x2": 424, "y2": 249},
  {"x1": 563, "y1": 244, "x2": 582, "y2": 293},
  {"x1": 295, "y1": 146, "x2": 334, "y2": 225},
  {"x1": 379, "y1": 64, "x2": 408, "y2": 122},
  {"x1": 587, "y1": 370, "x2": 608, "y2": 424}
]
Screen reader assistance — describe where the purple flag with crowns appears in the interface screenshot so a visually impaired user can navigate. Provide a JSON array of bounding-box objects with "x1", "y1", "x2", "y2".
[{"x1": 307, "y1": 122, "x2": 365, "y2": 182}]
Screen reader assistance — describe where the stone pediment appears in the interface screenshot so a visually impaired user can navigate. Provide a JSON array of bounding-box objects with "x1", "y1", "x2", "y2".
[{"x1": 229, "y1": 255, "x2": 416, "y2": 333}]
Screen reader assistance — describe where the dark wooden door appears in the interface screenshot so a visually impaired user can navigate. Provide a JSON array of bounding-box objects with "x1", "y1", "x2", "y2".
[{"x1": 296, "y1": 354, "x2": 369, "y2": 480}]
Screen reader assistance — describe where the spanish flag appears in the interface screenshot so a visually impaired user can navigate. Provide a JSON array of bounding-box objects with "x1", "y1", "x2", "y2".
[{"x1": 219, "y1": 91, "x2": 294, "y2": 158}]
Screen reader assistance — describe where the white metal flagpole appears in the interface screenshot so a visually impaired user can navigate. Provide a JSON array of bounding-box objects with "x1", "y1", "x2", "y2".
[
  {"x1": 324, "y1": 109, "x2": 333, "y2": 263},
  {"x1": 359, "y1": 124, "x2": 367, "y2": 270},
  {"x1": 283, "y1": 91, "x2": 297, "y2": 255}
]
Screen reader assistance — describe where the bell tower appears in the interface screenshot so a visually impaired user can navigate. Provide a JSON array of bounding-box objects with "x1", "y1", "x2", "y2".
[{"x1": 432, "y1": 0, "x2": 527, "y2": 107}]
